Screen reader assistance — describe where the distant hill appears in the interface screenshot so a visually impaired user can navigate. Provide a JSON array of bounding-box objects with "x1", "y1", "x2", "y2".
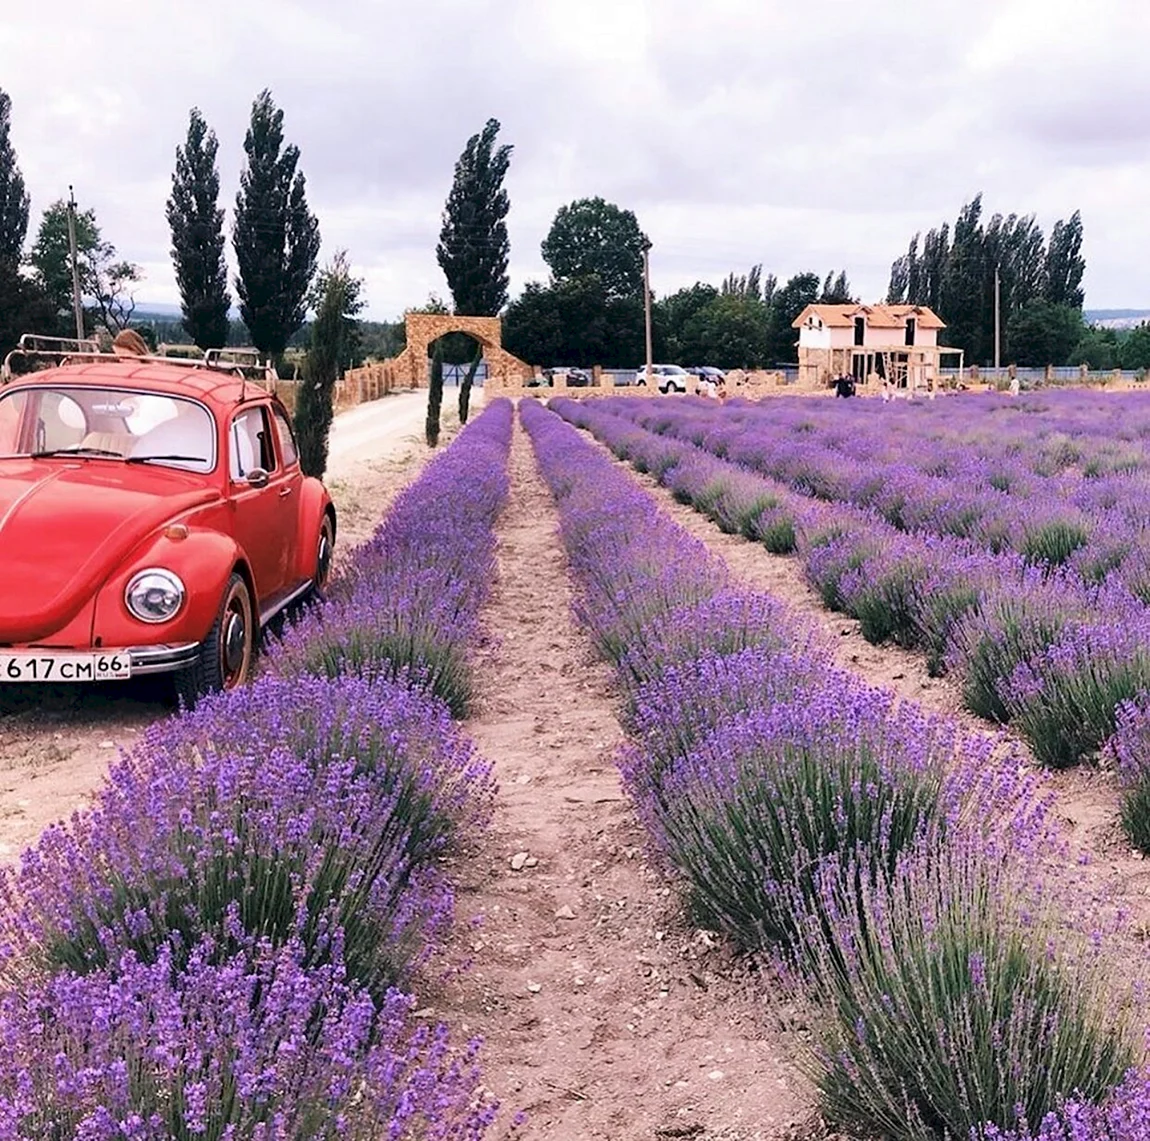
[
  {"x1": 132, "y1": 303, "x2": 184, "y2": 320},
  {"x1": 1085, "y1": 308, "x2": 1150, "y2": 329}
]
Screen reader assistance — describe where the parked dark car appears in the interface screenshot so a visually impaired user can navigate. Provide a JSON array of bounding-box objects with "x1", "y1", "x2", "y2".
[{"x1": 543, "y1": 367, "x2": 592, "y2": 387}]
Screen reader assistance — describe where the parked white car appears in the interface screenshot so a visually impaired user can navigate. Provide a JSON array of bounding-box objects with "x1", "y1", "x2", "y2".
[{"x1": 635, "y1": 364, "x2": 692, "y2": 393}]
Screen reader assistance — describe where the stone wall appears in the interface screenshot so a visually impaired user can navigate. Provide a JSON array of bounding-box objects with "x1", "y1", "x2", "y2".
[{"x1": 363, "y1": 313, "x2": 533, "y2": 389}]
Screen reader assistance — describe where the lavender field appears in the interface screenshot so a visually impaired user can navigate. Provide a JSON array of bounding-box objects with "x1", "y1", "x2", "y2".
[
  {"x1": 537, "y1": 390, "x2": 1150, "y2": 1139},
  {"x1": 8, "y1": 389, "x2": 1150, "y2": 1138},
  {"x1": 0, "y1": 402, "x2": 513, "y2": 1139}
]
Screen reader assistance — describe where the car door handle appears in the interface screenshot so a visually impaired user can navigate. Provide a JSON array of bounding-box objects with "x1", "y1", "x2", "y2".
[{"x1": 279, "y1": 487, "x2": 293, "y2": 498}]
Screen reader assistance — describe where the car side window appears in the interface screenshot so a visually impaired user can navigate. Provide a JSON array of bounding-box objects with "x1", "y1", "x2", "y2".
[
  {"x1": 272, "y1": 407, "x2": 299, "y2": 468},
  {"x1": 230, "y1": 407, "x2": 277, "y2": 480}
]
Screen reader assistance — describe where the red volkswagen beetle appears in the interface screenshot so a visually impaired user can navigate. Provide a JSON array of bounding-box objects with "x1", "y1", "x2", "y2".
[{"x1": 0, "y1": 340, "x2": 335, "y2": 704}]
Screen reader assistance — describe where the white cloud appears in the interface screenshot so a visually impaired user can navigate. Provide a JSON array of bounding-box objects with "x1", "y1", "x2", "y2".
[{"x1": 0, "y1": 0, "x2": 1145, "y2": 320}]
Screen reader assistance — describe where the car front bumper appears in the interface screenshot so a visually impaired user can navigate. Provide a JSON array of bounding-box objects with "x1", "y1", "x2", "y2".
[{"x1": 129, "y1": 642, "x2": 202, "y2": 675}]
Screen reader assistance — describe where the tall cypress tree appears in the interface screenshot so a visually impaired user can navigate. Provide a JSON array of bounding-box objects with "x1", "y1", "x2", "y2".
[
  {"x1": 295, "y1": 251, "x2": 363, "y2": 478},
  {"x1": 167, "y1": 108, "x2": 230, "y2": 349},
  {"x1": 233, "y1": 90, "x2": 321, "y2": 359},
  {"x1": 0, "y1": 89, "x2": 28, "y2": 272},
  {"x1": 0, "y1": 89, "x2": 53, "y2": 353},
  {"x1": 1044, "y1": 211, "x2": 1085, "y2": 310},
  {"x1": 436, "y1": 119, "x2": 513, "y2": 316}
]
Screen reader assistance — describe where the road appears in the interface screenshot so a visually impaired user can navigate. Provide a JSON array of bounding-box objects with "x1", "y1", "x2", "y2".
[{"x1": 324, "y1": 385, "x2": 486, "y2": 478}]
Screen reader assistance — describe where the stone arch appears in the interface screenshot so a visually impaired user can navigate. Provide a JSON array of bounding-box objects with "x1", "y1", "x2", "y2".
[{"x1": 383, "y1": 313, "x2": 532, "y2": 388}]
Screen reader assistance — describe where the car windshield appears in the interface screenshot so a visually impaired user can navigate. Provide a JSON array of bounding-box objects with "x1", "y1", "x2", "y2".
[{"x1": 0, "y1": 386, "x2": 215, "y2": 473}]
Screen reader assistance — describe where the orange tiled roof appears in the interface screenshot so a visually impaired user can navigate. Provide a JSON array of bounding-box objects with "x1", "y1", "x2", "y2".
[{"x1": 792, "y1": 303, "x2": 946, "y2": 330}]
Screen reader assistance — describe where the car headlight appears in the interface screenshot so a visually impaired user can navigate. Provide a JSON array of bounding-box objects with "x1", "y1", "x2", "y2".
[{"x1": 125, "y1": 569, "x2": 186, "y2": 624}]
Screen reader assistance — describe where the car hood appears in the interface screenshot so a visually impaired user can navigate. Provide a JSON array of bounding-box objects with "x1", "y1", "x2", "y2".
[{"x1": 0, "y1": 460, "x2": 218, "y2": 643}]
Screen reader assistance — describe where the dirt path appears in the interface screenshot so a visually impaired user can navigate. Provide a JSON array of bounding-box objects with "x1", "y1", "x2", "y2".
[
  {"x1": 0, "y1": 393, "x2": 452, "y2": 863},
  {"x1": 444, "y1": 423, "x2": 812, "y2": 1141},
  {"x1": 602, "y1": 444, "x2": 1150, "y2": 936}
]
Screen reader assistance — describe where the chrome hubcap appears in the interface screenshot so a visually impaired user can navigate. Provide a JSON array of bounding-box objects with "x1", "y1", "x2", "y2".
[{"x1": 223, "y1": 607, "x2": 247, "y2": 676}]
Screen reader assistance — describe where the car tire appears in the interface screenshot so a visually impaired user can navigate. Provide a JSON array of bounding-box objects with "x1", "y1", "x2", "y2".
[
  {"x1": 313, "y1": 513, "x2": 335, "y2": 598},
  {"x1": 172, "y1": 572, "x2": 256, "y2": 707}
]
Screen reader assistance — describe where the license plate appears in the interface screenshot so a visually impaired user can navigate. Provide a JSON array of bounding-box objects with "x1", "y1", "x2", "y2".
[{"x1": 0, "y1": 652, "x2": 132, "y2": 683}]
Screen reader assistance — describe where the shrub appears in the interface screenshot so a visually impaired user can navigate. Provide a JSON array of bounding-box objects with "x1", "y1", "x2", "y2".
[
  {"x1": 1002, "y1": 606, "x2": 1150, "y2": 769},
  {"x1": 644, "y1": 687, "x2": 958, "y2": 952},
  {"x1": 274, "y1": 400, "x2": 512, "y2": 715},
  {"x1": 3, "y1": 674, "x2": 492, "y2": 999},
  {"x1": 793, "y1": 837, "x2": 1136, "y2": 1141},
  {"x1": 947, "y1": 575, "x2": 1083, "y2": 723},
  {"x1": 979, "y1": 1067, "x2": 1150, "y2": 1141},
  {"x1": 0, "y1": 939, "x2": 496, "y2": 1139},
  {"x1": 1106, "y1": 696, "x2": 1150, "y2": 854},
  {"x1": 620, "y1": 647, "x2": 825, "y2": 808}
]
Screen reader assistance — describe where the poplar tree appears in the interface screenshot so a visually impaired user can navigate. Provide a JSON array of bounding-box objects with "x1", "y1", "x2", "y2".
[
  {"x1": 233, "y1": 90, "x2": 321, "y2": 359},
  {"x1": 295, "y1": 251, "x2": 363, "y2": 478},
  {"x1": 1044, "y1": 211, "x2": 1085, "y2": 310},
  {"x1": 436, "y1": 118, "x2": 513, "y2": 316},
  {"x1": 0, "y1": 89, "x2": 28, "y2": 272},
  {"x1": 0, "y1": 88, "x2": 47, "y2": 353},
  {"x1": 167, "y1": 108, "x2": 230, "y2": 349}
]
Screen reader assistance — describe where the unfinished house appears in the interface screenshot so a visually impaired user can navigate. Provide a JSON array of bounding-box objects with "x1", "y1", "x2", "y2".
[{"x1": 792, "y1": 304, "x2": 963, "y2": 391}]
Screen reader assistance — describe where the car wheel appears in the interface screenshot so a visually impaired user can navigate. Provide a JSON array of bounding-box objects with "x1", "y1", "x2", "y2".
[
  {"x1": 314, "y1": 513, "x2": 335, "y2": 597},
  {"x1": 172, "y1": 573, "x2": 256, "y2": 707}
]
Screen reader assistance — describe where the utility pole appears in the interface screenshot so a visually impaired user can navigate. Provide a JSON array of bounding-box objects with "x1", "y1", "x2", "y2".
[
  {"x1": 994, "y1": 264, "x2": 1001, "y2": 372},
  {"x1": 642, "y1": 240, "x2": 653, "y2": 385},
  {"x1": 66, "y1": 186, "x2": 84, "y2": 341}
]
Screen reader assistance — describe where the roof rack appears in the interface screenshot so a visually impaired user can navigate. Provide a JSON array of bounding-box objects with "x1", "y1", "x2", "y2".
[{"x1": 1, "y1": 334, "x2": 279, "y2": 387}]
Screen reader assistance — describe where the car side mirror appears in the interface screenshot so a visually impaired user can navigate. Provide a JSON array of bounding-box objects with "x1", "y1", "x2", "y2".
[{"x1": 245, "y1": 467, "x2": 270, "y2": 488}]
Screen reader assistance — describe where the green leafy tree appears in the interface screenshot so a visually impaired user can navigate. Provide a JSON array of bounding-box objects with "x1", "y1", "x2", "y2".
[
  {"x1": 503, "y1": 276, "x2": 644, "y2": 367},
  {"x1": 681, "y1": 293, "x2": 767, "y2": 367},
  {"x1": 943, "y1": 195, "x2": 987, "y2": 362},
  {"x1": 1069, "y1": 327, "x2": 1118, "y2": 370},
  {"x1": 29, "y1": 201, "x2": 142, "y2": 333},
  {"x1": 426, "y1": 340, "x2": 444, "y2": 447},
  {"x1": 541, "y1": 197, "x2": 648, "y2": 301},
  {"x1": 294, "y1": 251, "x2": 364, "y2": 478},
  {"x1": 888, "y1": 196, "x2": 1084, "y2": 364},
  {"x1": 657, "y1": 283, "x2": 720, "y2": 362},
  {"x1": 233, "y1": 89, "x2": 321, "y2": 360},
  {"x1": 29, "y1": 201, "x2": 98, "y2": 325},
  {"x1": 1119, "y1": 324, "x2": 1150, "y2": 371},
  {"x1": 1005, "y1": 301, "x2": 1084, "y2": 366},
  {"x1": 1044, "y1": 210, "x2": 1085, "y2": 309},
  {"x1": 764, "y1": 272, "x2": 820, "y2": 364},
  {"x1": 167, "y1": 108, "x2": 231, "y2": 349},
  {"x1": 436, "y1": 118, "x2": 513, "y2": 316}
]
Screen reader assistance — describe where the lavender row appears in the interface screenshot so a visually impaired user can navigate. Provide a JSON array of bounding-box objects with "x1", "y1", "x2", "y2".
[
  {"x1": 520, "y1": 398, "x2": 1138, "y2": 1141},
  {"x1": 560, "y1": 394, "x2": 1150, "y2": 829},
  {"x1": 0, "y1": 403, "x2": 514, "y2": 1139},
  {"x1": 275, "y1": 398, "x2": 514, "y2": 716},
  {"x1": 598, "y1": 392, "x2": 1150, "y2": 592}
]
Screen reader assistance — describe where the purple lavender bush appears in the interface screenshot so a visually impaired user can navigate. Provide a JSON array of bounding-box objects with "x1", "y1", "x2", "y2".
[
  {"x1": 1105, "y1": 696, "x2": 1150, "y2": 853},
  {"x1": 272, "y1": 400, "x2": 512, "y2": 716},
  {"x1": 979, "y1": 1067, "x2": 1150, "y2": 1141},
  {"x1": 791, "y1": 834, "x2": 1135, "y2": 1141},
  {"x1": 1001, "y1": 597, "x2": 1150, "y2": 768},
  {"x1": 946, "y1": 569, "x2": 1089, "y2": 723},
  {"x1": 645, "y1": 686, "x2": 964, "y2": 951},
  {"x1": 0, "y1": 938, "x2": 496, "y2": 1139},
  {"x1": 620, "y1": 647, "x2": 826, "y2": 808},
  {"x1": 2, "y1": 673, "x2": 493, "y2": 999}
]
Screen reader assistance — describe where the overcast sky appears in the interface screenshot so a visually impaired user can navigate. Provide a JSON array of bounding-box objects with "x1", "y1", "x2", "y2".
[{"x1": 3, "y1": 0, "x2": 1147, "y2": 321}]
